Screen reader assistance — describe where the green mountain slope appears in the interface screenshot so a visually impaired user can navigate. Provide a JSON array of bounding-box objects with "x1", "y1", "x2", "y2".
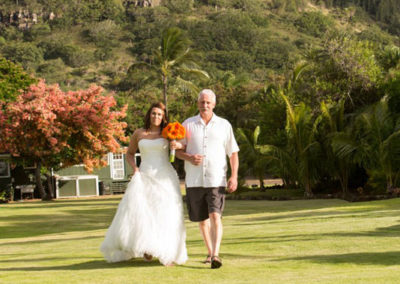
[{"x1": 0, "y1": 0, "x2": 398, "y2": 91}]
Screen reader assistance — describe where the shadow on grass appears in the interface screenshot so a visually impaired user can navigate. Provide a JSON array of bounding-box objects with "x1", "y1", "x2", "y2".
[
  {"x1": 224, "y1": 198, "x2": 400, "y2": 217},
  {"x1": 222, "y1": 199, "x2": 350, "y2": 217},
  {"x1": 0, "y1": 256, "x2": 101, "y2": 263},
  {"x1": 0, "y1": 259, "x2": 163, "y2": 271},
  {"x1": 227, "y1": 222, "x2": 400, "y2": 244},
  {"x1": 0, "y1": 235, "x2": 100, "y2": 247},
  {"x1": 274, "y1": 251, "x2": 400, "y2": 266},
  {"x1": 3, "y1": 198, "x2": 122, "y2": 210},
  {"x1": 235, "y1": 205, "x2": 400, "y2": 224},
  {"x1": 0, "y1": 207, "x2": 117, "y2": 239},
  {"x1": 182, "y1": 253, "x2": 266, "y2": 268},
  {"x1": 223, "y1": 235, "x2": 317, "y2": 245},
  {"x1": 324, "y1": 222, "x2": 400, "y2": 238}
]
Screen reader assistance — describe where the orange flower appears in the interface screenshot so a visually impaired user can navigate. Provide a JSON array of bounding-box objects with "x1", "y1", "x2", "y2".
[{"x1": 162, "y1": 122, "x2": 185, "y2": 140}]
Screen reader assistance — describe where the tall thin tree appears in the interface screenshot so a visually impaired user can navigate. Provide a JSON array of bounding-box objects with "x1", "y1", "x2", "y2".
[{"x1": 129, "y1": 27, "x2": 209, "y2": 115}]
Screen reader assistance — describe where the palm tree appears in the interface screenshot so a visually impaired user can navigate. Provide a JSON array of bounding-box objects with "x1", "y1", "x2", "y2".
[
  {"x1": 315, "y1": 100, "x2": 352, "y2": 195},
  {"x1": 236, "y1": 126, "x2": 270, "y2": 189},
  {"x1": 129, "y1": 27, "x2": 209, "y2": 114},
  {"x1": 260, "y1": 63, "x2": 321, "y2": 197},
  {"x1": 333, "y1": 97, "x2": 400, "y2": 192},
  {"x1": 261, "y1": 87, "x2": 321, "y2": 197},
  {"x1": 262, "y1": 143, "x2": 298, "y2": 189},
  {"x1": 281, "y1": 92, "x2": 321, "y2": 197}
]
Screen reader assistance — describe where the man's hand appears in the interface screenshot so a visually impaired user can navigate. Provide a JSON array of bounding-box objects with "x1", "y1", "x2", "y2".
[
  {"x1": 227, "y1": 176, "x2": 238, "y2": 193},
  {"x1": 189, "y1": 154, "x2": 203, "y2": 166}
]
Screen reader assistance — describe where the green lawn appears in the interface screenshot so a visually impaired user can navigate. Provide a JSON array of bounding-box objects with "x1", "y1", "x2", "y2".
[{"x1": 1, "y1": 196, "x2": 400, "y2": 283}]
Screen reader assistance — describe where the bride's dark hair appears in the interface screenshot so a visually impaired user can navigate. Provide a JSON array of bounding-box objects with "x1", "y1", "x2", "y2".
[{"x1": 144, "y1": 102, "x2": 168, "y2": 132}]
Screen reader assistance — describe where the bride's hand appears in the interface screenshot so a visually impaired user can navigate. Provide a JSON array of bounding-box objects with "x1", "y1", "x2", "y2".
[
  {"x1": 133, "y1": 167, "x2": 140, "y2": 174},
  {"x1": 170, "y1": 140, "x2": 183, "y2": 150}
]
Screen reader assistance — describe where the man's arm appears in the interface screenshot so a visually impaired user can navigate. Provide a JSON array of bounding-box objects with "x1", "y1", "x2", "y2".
[
  {"x1": 176, "y1": 149, "x2": 203, "y2": 166},
  {"x1": 227, "y1": 152, "x2": 239, "y2": 193}
]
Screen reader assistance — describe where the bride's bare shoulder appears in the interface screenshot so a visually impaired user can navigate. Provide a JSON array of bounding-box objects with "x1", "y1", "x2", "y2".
[
  {"x1": 133, "y1": 128, "x2": 146, "y2": 137},
  {"x1": 130, "y1": 129, "x2": 147, "y2": 144}
]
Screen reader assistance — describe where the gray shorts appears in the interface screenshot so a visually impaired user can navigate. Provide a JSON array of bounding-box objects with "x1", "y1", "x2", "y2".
[{"x1": 186, "y1": 187, "x2": 226, "y2": 222}]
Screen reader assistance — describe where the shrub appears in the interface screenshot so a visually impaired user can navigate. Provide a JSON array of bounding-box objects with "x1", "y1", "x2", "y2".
[
  {"x1": 164, "y1": 0, "x2": 194, "y2": 13},
  {"x1": 192, "y1": 10, "x2": 261, "y2": 52},
  {"x1": 254, "y1": 38, "x2": 294, "y2": 70},
  {"x1": 38, "y1": 40, "x2": 93, "y2": 67},
  {"x1": 0, "y1": 57, "x2": 37, "y2": 102},
  {"x1": 295, "y1": 11, "x2": 334, "y2": 37},
  {"x1": 94, "y1": 47, "x2": 114, "y2": 61},
  {"x1": 61, "y1": 45, "x2": 93, "y2": 67},
  {"x1": 24, "y1": 23, "x2": 52, "y2": 41},
  {"x1": 358, "y1": 26, "x2": 393, "y2": 45},
  {"x1": 1, "y1": 42, "x2": 43, "y2": 69},
  {"x1": 36, "y1": 58, "x2": 68, "y2": 84},
  {"x1": 207, "y1": 50, "x2": 254, "y2": 71},
  {"x1": 0, "y1": 26, "x2": 24, "y2": 41},
  {"x1": 0, "y1": 183, "x2": 13, "y2": 203},
  {"x1": 85, "y1": 20, "x2": 121, "y2": 48}
]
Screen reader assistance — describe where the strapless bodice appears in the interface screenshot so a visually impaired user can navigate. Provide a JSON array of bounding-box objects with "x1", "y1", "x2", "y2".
[{"x1": 138, "y1": 138, "x2": 170, "y2": 173}]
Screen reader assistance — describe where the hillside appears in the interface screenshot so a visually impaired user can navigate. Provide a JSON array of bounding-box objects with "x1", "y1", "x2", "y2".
[{"x1": 0, "y1": 0, "x2": 398, "y2": 89}]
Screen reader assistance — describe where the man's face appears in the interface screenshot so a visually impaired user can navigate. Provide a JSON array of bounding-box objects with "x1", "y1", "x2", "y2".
[{"x1": 197, "y1": 93, "x2": 215, "y2": 115}]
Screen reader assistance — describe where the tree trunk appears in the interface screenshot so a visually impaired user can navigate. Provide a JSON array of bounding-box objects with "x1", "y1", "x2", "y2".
[
  {"x1": 304, "y1": 178, "x2": 313, "y2": 198},
  {"x1": 162, "y1": 74, "x2": 168, "y2": 116},
  {"x1": 35, "y1": 160, "x2": 49, "y2": 200},
  {"x1": 386, "y1": 176, "x2": 394, "y2": 193},
  {"x1": 45, "y1": 172, "x2": 54, "y2": 200},
  {"x1": 259, "y1": 177, "x2": 265, "y2": 190}
]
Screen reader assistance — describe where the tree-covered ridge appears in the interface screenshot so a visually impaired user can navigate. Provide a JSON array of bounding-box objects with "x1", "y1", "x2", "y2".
[{"x1": 0, "y1": 0, "x2": 398, "y2": 91}]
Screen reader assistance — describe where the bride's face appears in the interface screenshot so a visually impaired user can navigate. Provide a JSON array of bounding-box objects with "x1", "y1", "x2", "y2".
[{"x1": 150, "y1": 107, "x2": 164, "y2": 127}]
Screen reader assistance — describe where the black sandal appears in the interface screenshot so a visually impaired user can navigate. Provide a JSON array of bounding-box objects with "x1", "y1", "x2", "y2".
[
  {"x1": 211, "y1": 256, "x2": 222, "y2": 269},
  {"x1": 203, "y1": 255, "x2": 211, "y2": 264},
  {"x1": 144, "y1": 253, "x2": 153, "y2": 262}
]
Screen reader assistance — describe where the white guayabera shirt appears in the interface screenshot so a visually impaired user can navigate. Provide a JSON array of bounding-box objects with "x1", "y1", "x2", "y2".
[{"x1": 182, "y1": 114, "x2": 239, "y2": 188}]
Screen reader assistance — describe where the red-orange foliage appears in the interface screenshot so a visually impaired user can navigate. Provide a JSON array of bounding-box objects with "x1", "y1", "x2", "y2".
[{"x1": 0, "y1": 80, "x2": 128, "y2": 172}]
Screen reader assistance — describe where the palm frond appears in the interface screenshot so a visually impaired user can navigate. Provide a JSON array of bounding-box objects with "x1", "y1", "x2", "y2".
[
  {"x1": 253, "y1": 126, "x2": 260, "y2": 145},
  {"x1": 176, "y1": 66, "x2": 210, "y2": 80},
  {"x1": 174, "y1": 77, "x2": 200, "y2": 95}
]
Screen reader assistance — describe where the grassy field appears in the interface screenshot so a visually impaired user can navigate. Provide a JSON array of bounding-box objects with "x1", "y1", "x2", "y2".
[{"x1": 1, "y1": 196, "x2": 400, "y2": 284}]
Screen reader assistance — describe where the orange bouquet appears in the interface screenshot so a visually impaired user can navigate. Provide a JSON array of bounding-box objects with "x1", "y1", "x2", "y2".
[{"x1": 162, "y1": 122, "x2": 186, "y2": 162}]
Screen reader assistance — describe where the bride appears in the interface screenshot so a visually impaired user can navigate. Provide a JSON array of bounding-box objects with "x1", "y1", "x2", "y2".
[{"x1": 100, "y1": 102, "x2": 187, "y2": 266}]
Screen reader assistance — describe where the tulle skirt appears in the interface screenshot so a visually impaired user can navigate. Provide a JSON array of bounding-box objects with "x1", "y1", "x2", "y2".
[{"x1": 100, "y1": 168, "x2": 187, "y2": 265}]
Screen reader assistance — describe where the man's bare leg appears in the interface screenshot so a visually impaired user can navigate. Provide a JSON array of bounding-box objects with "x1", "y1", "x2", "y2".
[
  {"x1": 209, "y1": 212, "x2": 223, "y2": 257},
  {"x1": 209, "y1": 212, "x2": 223, "y2": 268},
  {"x1": 199, "y1": 219, "x2": 213, "y2": 262}
]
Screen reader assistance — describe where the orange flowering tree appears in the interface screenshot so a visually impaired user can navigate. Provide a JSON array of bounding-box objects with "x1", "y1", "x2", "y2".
[{"x1": 0, "y1": 80, "x2": 128, "y2": 200}]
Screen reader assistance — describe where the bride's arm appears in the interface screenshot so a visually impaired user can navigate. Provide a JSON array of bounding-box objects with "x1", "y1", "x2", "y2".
[
  {"x1": 170, "y1": 140, "x2": 184, "y2": 150},
  {"x1": 126, "y1": 130, "x2": 140, "y2": 173}
]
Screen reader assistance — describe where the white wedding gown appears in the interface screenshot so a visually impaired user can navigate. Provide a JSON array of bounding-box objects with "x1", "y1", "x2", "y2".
[{"x1": 100, "y1": 138, "x2": 188, "y2": 265}]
